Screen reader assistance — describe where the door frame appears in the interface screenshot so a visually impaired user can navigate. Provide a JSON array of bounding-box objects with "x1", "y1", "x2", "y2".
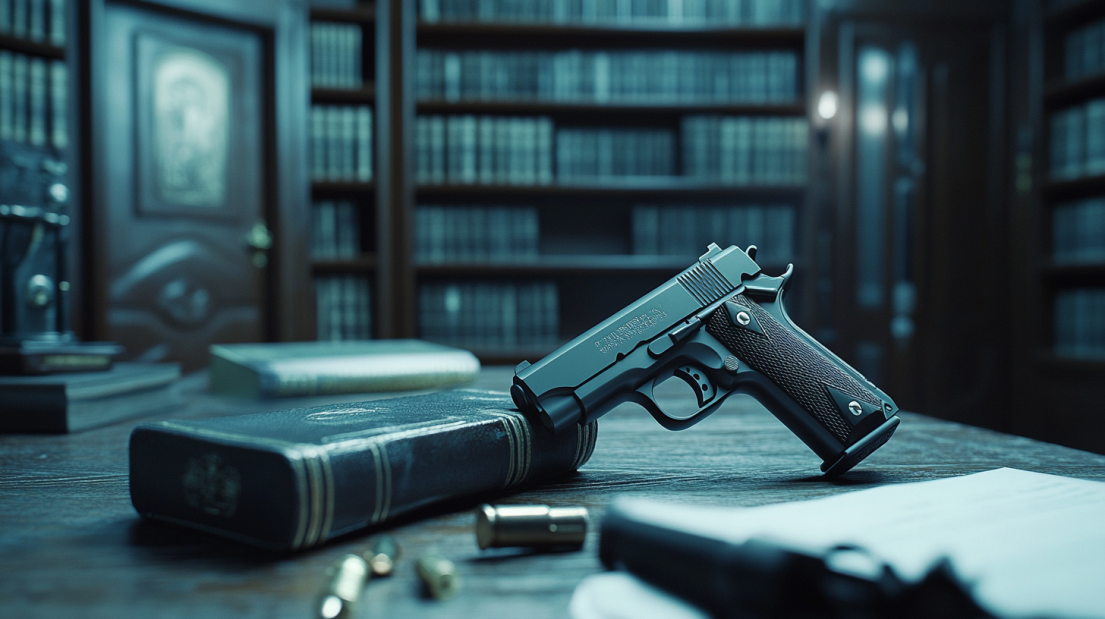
[{"x1": 73, "y1": 0, "x2": 311, "y2": 347}]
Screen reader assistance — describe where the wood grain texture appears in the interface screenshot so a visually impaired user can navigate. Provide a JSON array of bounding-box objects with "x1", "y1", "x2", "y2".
[{"x1": 2, "y1": 366, "x2": 1105, "y2": 618}]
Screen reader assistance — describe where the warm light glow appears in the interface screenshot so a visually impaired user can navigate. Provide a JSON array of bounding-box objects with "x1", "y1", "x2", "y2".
[
  {"x1": 892, "y1": 108, "x2": 909, "y2": 133},
  {"x1": 862, "y1": 53, "x2": 889, "y2": 82},
  {"x1": 817, "y1": 91, "x2": 838, "y2": 120}
]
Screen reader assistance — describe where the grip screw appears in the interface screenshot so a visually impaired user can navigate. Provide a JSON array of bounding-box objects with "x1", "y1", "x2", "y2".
[
  {"x1": 724, "y1": 356, "x2": 740, "y2": 372},
  {"x1": 735, "y1": 311, "x2": 751, "y2": 326},
  {"x1": 848, "y1": 401, "x2": 863, "y2": 416}
]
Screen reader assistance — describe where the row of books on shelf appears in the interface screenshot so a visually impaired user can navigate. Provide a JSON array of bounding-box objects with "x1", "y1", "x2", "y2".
[
  {"x1": 316, "y1": 274, "x2": 372, "y2": 341},
  {"x1": 633, "y1": 204, "x2": 795, "y2": 262},
  {"x1": 419, "y1": 281, "x2": 559, "y2": 349},
  {"x1": 683, "y1": 116, "x2": 808, "y2": 184},
  {"x1": 415, "y1": 114, "x2": 808, "y2": 185},
  {"x1": 557, "y1": 128, "x2": 674, "y2": 178},
  {"x1": 1053, "y1": 197, "x2": 1105, "y2": 264},
  {"x1": 0, "y1": 0, "x2": 64, "y2": 46},
  {"x1": 416, "y1": 115, "x2": 553, "y2": 185},
  {"x1": 418, "y1": 0, "x2": 805, "y2": 26},
  {"x1": 1049, "y1": 99, "x2": 1105, "y2": 181},
  {"x1": 1054, "y1": 288, "x2": 1105, "y2": 360},
  {"x1": 415, "y1": 50, "x2": 799, "y2": 104},
  {"x1": 310, "y1": 21, "x2": 364, "y2": 90},
  {"x1": 310, "y1": 105, "x2": 372, "y2": 182},
  {"x1": 0, "y1": 51, "x2": 65, "y2": 148},
  {"x1": 415, "y1": 205, "x2": 539, "y2": 263},
  {"x1": 1063, "y1": 16, "x2": 1105, "y2": 83},
  {"x1": 311, "y1": 200, "x2": 362, "y2": 260}
]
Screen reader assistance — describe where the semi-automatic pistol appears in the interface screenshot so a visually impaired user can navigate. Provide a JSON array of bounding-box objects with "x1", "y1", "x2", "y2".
[{"x1": 510, "y1": 244, "x2": 900, "y2": 476}]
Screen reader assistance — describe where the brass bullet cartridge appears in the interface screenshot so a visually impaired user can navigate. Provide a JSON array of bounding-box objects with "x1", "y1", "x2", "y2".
[
  {"x1": 475, "y1": 504, "x2": 589, "y2": 550},
  {"x1": 364, "y1": 535, "x2": 400, "y2": 577},
  {"x1": 416, "y1": 554, "x2": 460, "y2": 600},
  {"x1": 316, "y1": 554, "x2": 369, "y2": 619}
]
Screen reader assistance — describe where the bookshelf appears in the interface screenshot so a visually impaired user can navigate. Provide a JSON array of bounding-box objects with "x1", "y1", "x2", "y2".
[
  {"x1": 307, "y1": 1, "x2": 384, "y2": 342},
  {"x1": 0, "y1": 0, "x2": 69, "y2": 152},
  {"x1": 1040, "y1": 0, "x2": 1105, "y2": 366},
  {"x1": 382, "y1": 0, "x2": 811, "y2": 362}
]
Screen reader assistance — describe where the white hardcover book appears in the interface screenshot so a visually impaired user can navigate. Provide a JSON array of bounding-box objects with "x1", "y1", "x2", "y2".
[
  {"x1": 28, "y1": 0, "x2": 42, "y2": 41},
  {"x1": 356, "y1": 106, "x2": 372, "y2": 181},
  {"x1": 0, "y1": 52, "x2": 11, "y2": 141},
  {"x1": 48, "y1": 0, "x2": 62, "y2": 46},
  {"x1": 12, "y1": 53, "x2": 26, "y2": 142},
  {"x1": 48, "y1": 60, "x2": 65, "y2": 149}
]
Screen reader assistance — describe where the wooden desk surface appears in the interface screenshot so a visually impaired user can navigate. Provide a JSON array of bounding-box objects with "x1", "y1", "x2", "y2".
[{"x1": 3, "y1": 366, "x2": 1105, "y2": 619}]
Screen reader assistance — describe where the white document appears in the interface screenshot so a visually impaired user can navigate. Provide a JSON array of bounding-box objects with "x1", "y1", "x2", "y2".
[{"x1": 579, "y1": 469, "x2": 1105, "y2": 619}]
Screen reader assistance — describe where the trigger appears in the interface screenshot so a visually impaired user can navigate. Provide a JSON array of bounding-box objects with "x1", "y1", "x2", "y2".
[{"x1": 674, "y1": 365, "x2": 716, "y2": 408}]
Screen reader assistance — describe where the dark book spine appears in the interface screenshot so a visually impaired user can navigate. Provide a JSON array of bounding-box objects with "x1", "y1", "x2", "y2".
[{"x1": 129, "y1": 414, "x2": 597, "y2": 550}]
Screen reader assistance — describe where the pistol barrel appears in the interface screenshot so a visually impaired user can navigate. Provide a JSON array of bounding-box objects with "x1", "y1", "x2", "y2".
[{"x1": 512, "y1": 244, "x2": 761, "y2": 432}]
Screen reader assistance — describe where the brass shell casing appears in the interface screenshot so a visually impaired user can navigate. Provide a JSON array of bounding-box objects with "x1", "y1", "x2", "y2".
[
  {"x1": 316, "y1": 554, "x2": 369, "y2": 619},
  {"x1": 416, "y1": 554, "x2": 460, "y2": 600},
  {"x1": 476, "y1": 504, "x2": 589, "y2": 550}
]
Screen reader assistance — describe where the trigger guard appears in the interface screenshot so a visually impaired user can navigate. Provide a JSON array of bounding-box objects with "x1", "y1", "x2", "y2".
[
  {"x1": 632, "y1": 374, "x2": 730, "y2": 431},
  {"x1": 673, "y1": 365, "x2": 716, "y2": 408}
]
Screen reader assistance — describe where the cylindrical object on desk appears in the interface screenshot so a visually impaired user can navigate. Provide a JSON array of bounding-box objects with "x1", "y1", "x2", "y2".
[
  {"x1": 416, "y1": 554, "x2": 460, "y2": 600},
  {"x1": 316, "y1": 554, "x2": 369, "y2": 619},
  {"x1": 476, "y1": 504, "x2": 589, "y2": 550},
  {"x1": 364, "y1": 535, "x2": 400, "y2": 577}
]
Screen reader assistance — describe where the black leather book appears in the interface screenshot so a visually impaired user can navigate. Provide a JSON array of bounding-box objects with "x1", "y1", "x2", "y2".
[
  {"x1": 0, "y1": 362, "x2": 182, "y2": 433},
  {"x1": 129, "y1": 389, "x2": 597, "y2": 550}
]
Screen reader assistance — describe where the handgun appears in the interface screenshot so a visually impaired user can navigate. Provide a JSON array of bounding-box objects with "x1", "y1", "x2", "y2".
[{"x1": 510, "y1": 244, "x2": 900, "y2": 476}]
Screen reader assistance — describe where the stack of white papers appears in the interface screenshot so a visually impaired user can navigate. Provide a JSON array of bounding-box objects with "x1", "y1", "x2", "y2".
[{"x1": 572, "y1": 469, "x2": 1105, "y2": 619}]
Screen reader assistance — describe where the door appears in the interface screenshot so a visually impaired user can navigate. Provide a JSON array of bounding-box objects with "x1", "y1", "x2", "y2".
[
  {"x1": 819, "y1": 15, "x2": 1008, "y2": 427},
  {"x1": 93, "y1": 1, "x2": 272, "y2": 371}
]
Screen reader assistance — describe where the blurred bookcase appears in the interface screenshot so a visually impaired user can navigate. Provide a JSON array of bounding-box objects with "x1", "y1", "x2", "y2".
[
  {"x1": 313, "y1": 1, "x2": 814, "y2": 364},
  {"x1": 307, "y1": 1, "x2": 381, "y2": 342},
  {"x1": 1040, "y1": 0, "x2": 1105, "y2": 366}
]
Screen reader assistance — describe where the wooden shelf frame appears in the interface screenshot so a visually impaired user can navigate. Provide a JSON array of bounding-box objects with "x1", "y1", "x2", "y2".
[
  {"x1": 415, "y1": 100, "x2": 806, "y2": 116},
  {"x1": 415, "y1": 181, "x2": 808, "y2": 198},
  {"x1": 0, "y1": 33, "x2": 65, "y2": 59},
  {"x1": 311, "y1": 83, "x2": 376, "y2": 103}
]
